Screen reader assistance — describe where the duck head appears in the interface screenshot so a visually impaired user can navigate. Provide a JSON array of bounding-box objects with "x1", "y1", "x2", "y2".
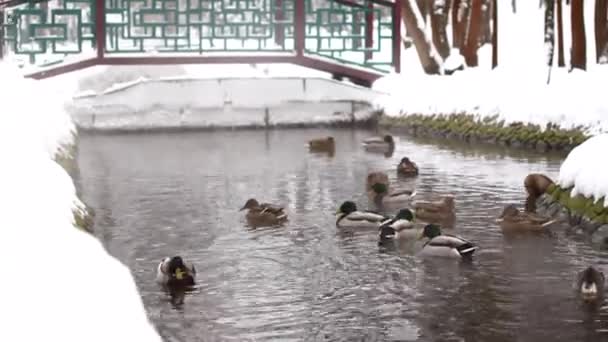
[
  {"x1": 371, "y1": 182, "x2": 389, "y2": 195},
  {"x1": 399, "y1": 157, "x2": 413, "y2": 166},
  {"x1": 419, "y1": 223, "x2": 441, "y2": 240},
  {"x1": 578, "y1": 266, "x2": 605, "y2": 301},
  {"x1": 336, "y1": 201, "x2": 357, "y2": 216},
  {"x1": 167, "y1": 256, "x2": 192, "y2": 282},
  {"x1": 395, "y1": 208, "x2": 414, "y2": 221},
  {"x1": 240, "y1": 198, "x2": 260, "y2": 211},
  {"x1": 383, "y1": 135, "x2": 394, "y2": 144},
  {"x1": 498, "y1": 204, "x2": 520, "y2": 220},
  {"x1": 326, "y1": 136, "x2": 334, "y2": 143}
]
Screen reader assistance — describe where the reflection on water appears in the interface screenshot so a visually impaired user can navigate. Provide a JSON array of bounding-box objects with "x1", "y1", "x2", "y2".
[{"x1": 76, "y1": 128, "x2": 608, "y2": 341}]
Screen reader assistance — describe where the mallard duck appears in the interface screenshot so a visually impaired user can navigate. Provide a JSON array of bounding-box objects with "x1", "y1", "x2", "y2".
[
  {"x1": 497, "y1": 204, "x2": 557, "y2": 233},
  {"x1": 308, "y1": 136, "x2": 335, "y2": 153},
  {"x1": 524, "y1": 173, "x2": 555, "y2": 212},
  {"x1": 414, "y1": 195, "x2": 456, "y2": 224},
  {"x1": 362, "y1": 134, "x2": 395, "y2": 154},
  {"x1": 369, "y1": 182, "x2": 416, "y2": 206},
  {"x1": 576, "y1": 266, "x2": 605, "y2": 301},
  {"x1": 378, "y1": 208, "x2": 419, "y2": 243},
  {"x1": 156, "y1": 256, "x2": 196, "y2": 287},
  {"x1": 240, "y1": 198, "x2": 288, "y2": 226},
  {"x1": 366, "y1": 171, "x2": 390, "y2": 192},
  {"x1": 397, "y1": 157, "x2": 419, "y2": 177},
  {"x1": 417, "y1": 224, "x2": 478, "y2": 259},
  {"x1": 335, "y1": 201, "x2": 389, "y2": 228}
]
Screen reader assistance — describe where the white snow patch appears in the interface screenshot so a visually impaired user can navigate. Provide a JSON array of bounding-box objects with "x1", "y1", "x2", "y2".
[
  {"x1": 0, "y1": 62, "x2": 161, "y2": 342},
  {"x1": 558, "y1": 134, "x2": 608, "y2": 207}
]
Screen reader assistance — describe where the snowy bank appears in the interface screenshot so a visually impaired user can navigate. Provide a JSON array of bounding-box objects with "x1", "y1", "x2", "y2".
[
  {"x1": 0, "y1": 64, "x2": 161, "y2": 341},
  {"x1": 372, "y1": 66, "x2": 607, "y2": 151},
  {"x1": 67, "y1": 73, "x2": 385, "y2": 132}
]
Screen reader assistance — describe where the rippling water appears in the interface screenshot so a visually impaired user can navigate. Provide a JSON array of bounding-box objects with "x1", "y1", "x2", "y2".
[{"x1": 76, "y1": 128, "x2": 608, "y2": 341}]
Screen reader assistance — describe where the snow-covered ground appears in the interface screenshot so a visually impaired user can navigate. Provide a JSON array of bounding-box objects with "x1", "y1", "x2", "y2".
[
  {"x1": 0, "y1": 63, "x2": 162, "y2": 342},
  {"x1": 373, "y1": 1, "x2": 608, "y2": 136},
  {"x1": 557, "y1": 134, "x2": 608, "y2": 207}
]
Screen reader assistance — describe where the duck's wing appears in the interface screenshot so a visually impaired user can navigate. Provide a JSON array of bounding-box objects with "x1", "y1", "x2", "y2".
[
  {"x1": 363, "y1": 136, "x2": 383, "y2": 144},
  {"x1": 388, "y1": 189, "x2": 417, "y2": 198},
  {"x1": 390, "y1": 219, "x2": 415, "y2": 231},
  {"x1": 523, "y1": 212, "x2": 556, "y2": 225},
  {"x1": 428, "y1": 234, "x2": 478, "y2": 254},
  {"x1": 348, "y1": 210, "x2": 387, "y2": 222},
  {"x1": 260, "y1": 203, "x2": 285, "y2": 214}
]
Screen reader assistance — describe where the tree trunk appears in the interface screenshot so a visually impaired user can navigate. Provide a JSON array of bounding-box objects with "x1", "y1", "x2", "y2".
[
  {"x1": 431, "y1": 0, "x2": 451, "y2": 59},
  {"x1": 417, "y1": 0, "x2": 429, "y2": 22},
  {"x1": 571, "y1": 0, "x2": 587, "y2": 70},
  {"x1": 452, "y1": 0, "x2": 470, "y2": 48},
  {"x1": 402, "y1": 0, "x2": 443, "y2": 74},
  {"x1": 481, "y1": 0, "x2": 492, "y2": 43},
  {"x1": 557, "y1": 0, "x2": 566, "y2": 66},
  {"x1": 545, "y1": 0, "x2": 555, "y2": 66},
  {"x1": 595, "y1": 0, "x2": 608, "y2": 62},
  {"x1": 452, "y1": 0, "x2": 462, "y2": 47},
  {"x1": 492, "y1": 0, "x2": 498, "y2": 68},
  {"x1": 512, "y1": 0, "x2": 517, "y2": 13},
  {"x1": 463, "y1": 0, "x2": 483, "y2": 66}
]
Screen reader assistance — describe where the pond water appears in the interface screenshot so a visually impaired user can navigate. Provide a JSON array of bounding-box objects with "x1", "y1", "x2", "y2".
[{"x1": 76, "y1": 128, "x2": 608, "y2": 342}]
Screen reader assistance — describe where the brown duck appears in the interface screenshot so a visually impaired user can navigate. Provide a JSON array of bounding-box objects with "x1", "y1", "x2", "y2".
[
  {"x1": 397, "y1": 157, "x2": 419, "y2": 177},
  {"x1": 524, "y1": 173, "x2": 555, "y2": 212},
  {"x1": 413, "y1": 195, "x2": 456, "y2": 225},
  {"x1": 308, "y1": 136, "x2": 335, "y2": 153},
  {"x1": 497, "y1": 204, "x2": 557, "y2": 233},
  {"x1": 240, "y1": 198, "x2": 288, "y2": 227}
]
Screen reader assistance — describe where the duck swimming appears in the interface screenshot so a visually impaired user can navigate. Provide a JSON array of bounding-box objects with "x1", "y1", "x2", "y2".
[
  {"x1": 524, "y1": 173, "x2": 555, "y2": 212},
  {"x1": 417, "y1": 224, "x2": 478, "y2": 259},
  {"x1": 378, "y1": 208, "x2": 419, "y2": 243},
  {"x1": 335, "y1": 201, "x2": 389, "y2": 229},
  {"x1": 240, "y1": 198, "x2": 288, "y2": 227},
  {"x1": 362, "y1": 134, "x2": 395, "y2": 154},
  {"x1": 156, "y1": 256, "x2": 196, "y2": 287},
  {"x1": 497, "y1": 204, "x2": 557, "y2": 233},
  {"x1": 369, "y1": 182, "x2": 417, "y2": 206},
  {"x1": 576, "y1": 266, "x2": 605, "y2": 301},
  {"x1": 397, "y1": 157, "x2": 419, "y2": 177},
  {"x1": 308, "y1": 136, "x2": 335, "y2": 153},
  {"x1": 414, "y1": 195, "x2": 456, "y2": 225}
]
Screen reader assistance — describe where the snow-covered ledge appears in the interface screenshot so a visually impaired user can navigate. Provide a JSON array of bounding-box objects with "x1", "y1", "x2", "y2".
[
  {"x1": 67, "y1": 76, "x2": 386, "y2": 131},
  {"x1": 0, "y1": 64, "x2": 161, "y2": 341}
]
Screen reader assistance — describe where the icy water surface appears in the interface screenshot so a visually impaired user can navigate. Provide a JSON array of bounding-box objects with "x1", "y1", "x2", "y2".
[{"x1": 76, "y1": 128, "x2": 608, "y2": 341}]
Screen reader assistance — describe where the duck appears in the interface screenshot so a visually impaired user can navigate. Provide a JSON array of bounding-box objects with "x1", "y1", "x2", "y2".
[
  {"x1": 417, "y1": 224, "x2": 478, "y2": 259},
  {"x1": 413, "y1": 195, "x2": 456, "y2": 224},
  {"x1": 335, "y1": 201, "x2": 389, "y2": 229},
  {"x1": 362, "y1": 134, "x2": 395, "y2": 154},
  {"x1": 524, "y1": 173, "x2": 555, "y2": 212},
  {"x1": 496, "y1": 204, "x2": 557, "y2": 233},
  {"x1": 397, "y1": 157, "x2": 419, "y2": 177},
  {"x1": 156, "y1": 256, "x2": 196, "y2": 287},
  {"x1": 240, "y1": 198, "x2": 288, "y2": 227},
  {"x1": 369, "y1": 182, "x2": 417, "y2": 206},
  {"x1": 366, "y1": 171, "x2": 390, "y2": 192},
  {"x1": 378, "y1": 208, "x2": 419, "y2": 243},
  {"x1": 576, "y1": 266, "x2": 605, "y2": 301},
  {"x1": 308, "y1": 136, "x2": 335, "y2": 153}
]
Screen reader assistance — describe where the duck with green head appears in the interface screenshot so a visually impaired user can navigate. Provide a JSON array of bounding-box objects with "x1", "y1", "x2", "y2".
[
  {"x1": 335, "y1": 201, "x2": 389, "y2": 229},
  {"x1": 156, "y1": 256, "x2": 196, "y2": 287},
  {"x1": 417, "y1": 224, "x2": 478, "y2": 259},
  {"x1": 240, "y1": 198, "x2": 288, "y2": 227},
  {"x1": 378, "y1": 208, "x2": 419, "y2": 243},
  {"x1": 497, "y1": 204, "x2": 557, "y2": 233}
]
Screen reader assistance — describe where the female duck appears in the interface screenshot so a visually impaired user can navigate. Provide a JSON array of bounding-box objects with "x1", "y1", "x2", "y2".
[
  {"x1": 240, "y1": 198, "x2": 288, "y2": 227},
  {"x1": 417, "y1": 224, "x2": 478, "y2": 259},
  {"x1": 397, "y1": 157, "x2": 419, "y2": 177},
  {"x1": 497, "y1": 204, "x2": 557, "y2": 233},
  {"x1": 378, "y1": 208, "x2": 419, "y2": 243},
  {"x1": 414, "y1": 195, "x2": 456, "y2": 224},
  {"x1": 362, "y1": 134, "x2": 395, "y2": 154},
  {"x1": 369, "y1": 182, "x2": 417, "y2": 206},
  {"x1": 156, "y1": 256, "x2": 196, "y2": 287},
  {"x1": 308, "y1": 136, "x2": 335, "y2": 153},
  {"x1": 576, "y1": 266, "x2": 605, "y2": 301},
  {"x1": 336, "y1": 201, "x2": 389, "y2": 229}
]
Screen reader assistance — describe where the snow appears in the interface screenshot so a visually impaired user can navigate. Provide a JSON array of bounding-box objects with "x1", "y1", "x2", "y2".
[
  {"x1": 0, "y1": 62, "x2": 161, "y2": 342},
  {"x1": 557, "y1": 134, "x2": 608, "y2": 207},
  {"x1": 374, "y1": 0, "x2": 608, "y2": 136}
]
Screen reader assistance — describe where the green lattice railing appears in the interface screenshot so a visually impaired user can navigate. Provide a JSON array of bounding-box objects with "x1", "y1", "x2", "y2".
[{"x1": 1, "y1": 0, "x2": 398, "y2": 73}]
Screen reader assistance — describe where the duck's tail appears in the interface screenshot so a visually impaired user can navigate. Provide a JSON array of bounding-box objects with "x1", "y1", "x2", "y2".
[
  {"x1": 457, "y1": 243, "x2": 478, "y2": 258},
  {"x1": 541, "y1": 219, "x2": 558, "y2": 228}
]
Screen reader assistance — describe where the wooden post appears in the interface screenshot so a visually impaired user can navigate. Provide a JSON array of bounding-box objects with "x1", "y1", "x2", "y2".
[
  {"x1": 274, "y1": 0, "x2": 285, "y2": 48},
  {"x1": 491, "y1": 0, "x2": 497, "y2": 68},
  {"x1": 557, "y1": 0, "x2": 565, "y2": 66},
  {"x1": 364, "y1": 1, "x2": 373, "y2": 61},
  {"x1": 392, "y1": 0, "x2": 401, "y2": 73},
  {"x1": 294, "y1": 0, "x2": 305, "y2": 56},
  {"x1": 0, "y1": 9, "x2": 4, "y2": 60},
  {"x1": 95, "y1": 0, "x2": 105, "y2": 59}
]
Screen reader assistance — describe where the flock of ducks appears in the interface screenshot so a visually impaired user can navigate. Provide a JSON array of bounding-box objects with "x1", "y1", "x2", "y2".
[{"x1": 156, "y1": 134, "x2": 606, "y2": 304}]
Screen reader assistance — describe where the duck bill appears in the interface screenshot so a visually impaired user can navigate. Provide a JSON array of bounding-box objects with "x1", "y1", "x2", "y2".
[
  {"x1": 239, "y1": 206, "x2": 247, "y2": 211},
  {"x1": 175, "y1": 268, "x2": 185, "y2": 280}
]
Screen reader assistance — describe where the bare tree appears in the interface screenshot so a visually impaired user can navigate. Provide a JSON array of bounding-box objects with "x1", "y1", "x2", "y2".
[
  {"x1": 595, "y1": 0, "x2": 608, "y2": 62},
  {"x1": 481, "y1": 0, "x2": 492, "y2": 43},
  {"x1": 556, "y1": 0, "x2": 566, "y2": 66},
  {"x1": 451, "y1": 0, "x2": 469, "y2": 48},
  {"x1": 431, "y1": 0, "x2": 451, "y2": 59},
  {"x1": 402, "y1": 0, "x2": 443, "y2": 74},
  {"x1": 545, "y1": 0, "x2": 555, "y2": 66},
  {"x1": 463, "y1": 0, "x2": 483, "y2": 66},
  {"x1": 571, "y1": 0, "x2": 587, "y2": 70},
  {"x1": 492, "y1": 0, "x2": 498, "y2": 68}
]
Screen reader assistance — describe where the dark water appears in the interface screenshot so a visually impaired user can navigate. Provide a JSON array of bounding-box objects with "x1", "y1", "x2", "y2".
[{"x1": 76, "y1": 128, "x2": 608, "y2": 342}]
